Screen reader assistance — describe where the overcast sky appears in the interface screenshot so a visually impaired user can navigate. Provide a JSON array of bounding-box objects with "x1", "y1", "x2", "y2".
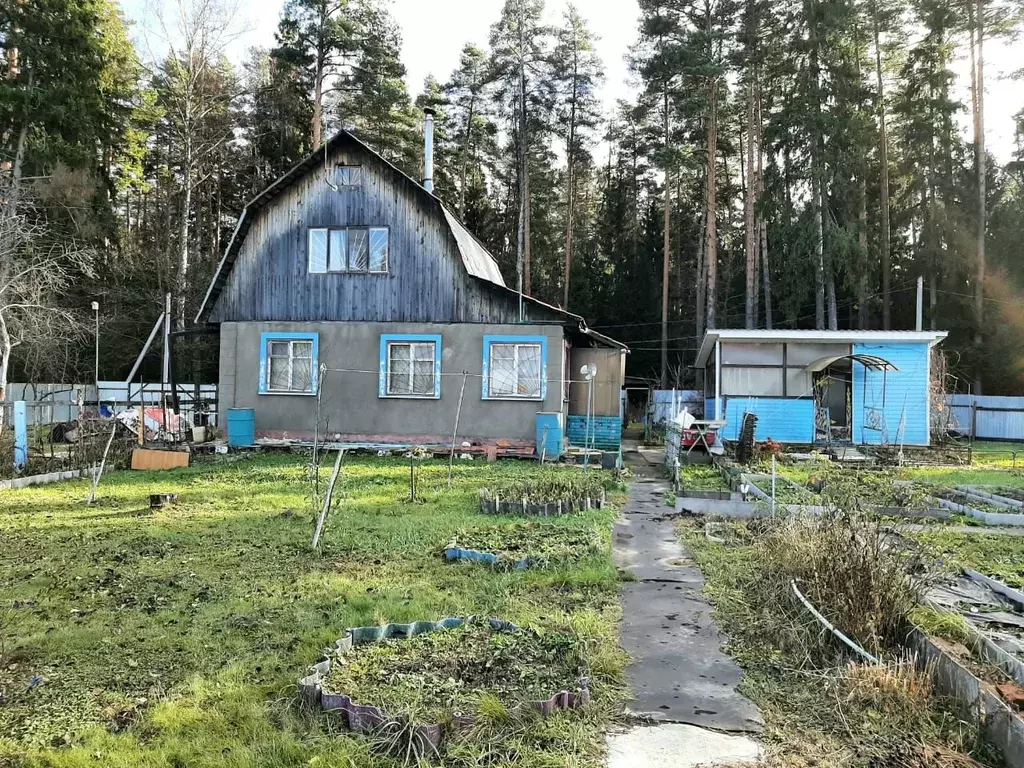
[{"x1": 122, "y1": 0, "x2": 1020, "y2": 161}]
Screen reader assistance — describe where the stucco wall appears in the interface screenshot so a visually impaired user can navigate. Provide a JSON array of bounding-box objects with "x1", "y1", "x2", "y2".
[{"x1": 219, "y1": 321, "x2": 567, "y2": 442}]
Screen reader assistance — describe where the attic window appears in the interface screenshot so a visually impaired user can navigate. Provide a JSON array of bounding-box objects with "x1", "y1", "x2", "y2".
[
  {"x1": 308, "y1": 227, "x2": 388, "y2": 273},
  {"x1": 335, "y1": 165, "x2": 361, "y2": 186}
]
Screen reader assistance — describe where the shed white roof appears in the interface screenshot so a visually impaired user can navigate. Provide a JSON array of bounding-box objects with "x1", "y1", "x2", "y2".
[{"x1": 695, "y1": 329, "x2": 948, "y2": 367}]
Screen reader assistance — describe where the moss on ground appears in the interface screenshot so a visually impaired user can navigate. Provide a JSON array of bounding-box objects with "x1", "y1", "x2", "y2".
[{"x1": 0, "y1": 455, "x2": 625, "y2": 767}]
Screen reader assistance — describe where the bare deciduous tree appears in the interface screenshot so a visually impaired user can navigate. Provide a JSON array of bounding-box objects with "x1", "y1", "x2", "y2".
[{"x1": 0, "y1": 192, "x2": 94, "y2": 428}]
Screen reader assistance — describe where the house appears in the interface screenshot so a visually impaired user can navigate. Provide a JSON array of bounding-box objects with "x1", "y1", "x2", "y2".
[
  {"x1": 696, "y1": 329, "x2": 948, "y2": 446},
  {"x1": 195, "y1": 123, "x2": 626, "y2": 454}
]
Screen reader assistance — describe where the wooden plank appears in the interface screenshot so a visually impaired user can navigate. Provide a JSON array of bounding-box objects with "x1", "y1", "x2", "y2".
[{"x1": 131, "y1": 448, "x2": 190, "y2": 471}]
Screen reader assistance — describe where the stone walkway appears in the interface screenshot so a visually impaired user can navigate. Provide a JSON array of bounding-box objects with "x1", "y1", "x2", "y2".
[{"x1": 607, "y1": 448, "x2": 762, "y2": 766}]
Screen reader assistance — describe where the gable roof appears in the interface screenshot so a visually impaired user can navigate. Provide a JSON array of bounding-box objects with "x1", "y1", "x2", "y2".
[
  {"x1": 196, "y1": 129, "x2": 511, "y2": 323},
  {"x1": 695, "y1": 329, "x2": 947, "y2": 367},
  {"x1": 194, "y1": 129, "x2": 626, "y2": 350}
]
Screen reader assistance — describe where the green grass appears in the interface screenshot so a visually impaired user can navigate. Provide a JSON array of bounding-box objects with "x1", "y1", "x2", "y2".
[
  {"x1": 0, "y1": 455, "x2": 626, "y2": 767},
  {"x1": 913, "y1": 528, "x2": 1024, "y2": 589}
]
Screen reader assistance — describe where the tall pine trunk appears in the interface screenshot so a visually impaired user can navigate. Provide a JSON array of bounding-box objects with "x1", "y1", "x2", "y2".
[
  {"x1": 744, "y1": 71, "x2": 757, "y2": 329},
  {"x1": 705, "y1": 82, "x2": 718, "y2": 331},
  {"x1": 872, "y1": 0, "x2": 892, "y2": 330},
  {"x1": 970, "y1": 0, "x2": 986, "y2": 391},
  {"x1": 661, "y1": 86, "x2": 671, "y2": 386},
  {"x1": 563, "y1": 63, "x2": 578, "y2": 309},
  {"x1": 757, "y1": 73, "x2": 772, "y2": 329}
]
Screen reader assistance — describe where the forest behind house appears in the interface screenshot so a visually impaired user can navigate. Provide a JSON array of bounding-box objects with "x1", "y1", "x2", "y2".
[{"x1": 2, "y1": 0, "x2": 1024, "y2": 395}]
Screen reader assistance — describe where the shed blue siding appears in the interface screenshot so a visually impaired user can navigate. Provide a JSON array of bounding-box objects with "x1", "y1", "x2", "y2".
[
  {"x1": 719, "y1": 397, "x2": 815, "y2": 443},
  {"x1": 852, "y1": 342, "x2": 930, "y2": 445}
]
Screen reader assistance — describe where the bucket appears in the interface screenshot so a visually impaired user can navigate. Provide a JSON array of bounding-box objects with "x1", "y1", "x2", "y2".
[
  {"x1": 535, "y1": 412, "x2": 564, "y2": 459},
  {"x1": 226, "y1": 408, "x2": 255, "y2": 447}
]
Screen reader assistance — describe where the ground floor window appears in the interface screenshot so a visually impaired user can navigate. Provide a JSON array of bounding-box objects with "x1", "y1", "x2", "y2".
[
  {"x1": 258, "y1": 332, "x2": 319, "y2": 394},
  {"x1": 483, "y1": 335, "x2": 547, "y2": 400},
  {"x1": 379, "y1": 334, "x2": 442, "y2": 398}
]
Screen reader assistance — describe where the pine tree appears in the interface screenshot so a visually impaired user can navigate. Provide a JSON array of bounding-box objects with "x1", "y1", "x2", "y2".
[
  {"x1": 490, "y1": 0, "x2": 554, "y2": 299},
  {"x1": 551, "y1": 5, "x2": 603, "y2": 309}
]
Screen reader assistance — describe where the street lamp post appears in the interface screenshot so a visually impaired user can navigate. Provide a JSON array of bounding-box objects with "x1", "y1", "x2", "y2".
[{"x1": 91, "y1": 301, "x2": 99, "y2": 395}]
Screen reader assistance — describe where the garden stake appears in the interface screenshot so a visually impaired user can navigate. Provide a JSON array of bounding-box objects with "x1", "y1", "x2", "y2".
[
  {"x1": 87, "y1": 420, "x2": 119, "y2": 504},
  {"x1": 447, "y1": 371, "x2": 468, "y2": 488},
  {"x1": 311, "y1": 448, "x2": 344, "y2": 549}
]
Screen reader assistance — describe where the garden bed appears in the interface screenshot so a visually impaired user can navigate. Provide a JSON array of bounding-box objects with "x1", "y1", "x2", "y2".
[
  {"x1": 479, "y1": 472, "x2": 608, "y2": 515},
  {"x1": 444, "y1": 522, "x2": 603, "y2": 569},
  {"x1": 300, "y1": 618, "x2": 590, "y2": 754}
]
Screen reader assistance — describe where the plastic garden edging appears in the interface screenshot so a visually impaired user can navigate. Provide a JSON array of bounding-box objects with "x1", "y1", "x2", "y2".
[{"x1": 298, "y1": 616, "x2": 591, "y2": 754}]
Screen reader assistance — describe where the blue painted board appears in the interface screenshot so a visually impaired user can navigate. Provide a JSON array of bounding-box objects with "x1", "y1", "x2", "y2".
[
  {"x1": 719, "y1": 397, "x2": 815, "y2": 443},
  {"x1": 13, "y1": 400, "x2": 28, "y2": 471},
  {"x1": 852, "y1": 342, "x2": 930, "y2": 445}
]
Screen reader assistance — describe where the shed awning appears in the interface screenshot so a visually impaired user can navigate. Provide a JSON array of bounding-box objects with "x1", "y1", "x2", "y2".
[{"x1": 805, "y1": 354, "x2": 899, "y2": 373}]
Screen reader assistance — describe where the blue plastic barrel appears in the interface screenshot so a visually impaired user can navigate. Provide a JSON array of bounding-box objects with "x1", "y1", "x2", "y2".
[
  {"x1": 226, "y1": 408, "x2": 256, "y2": 447},
  {"x1": 535, "y1": 412, "x2": 564, "y2": 459}
]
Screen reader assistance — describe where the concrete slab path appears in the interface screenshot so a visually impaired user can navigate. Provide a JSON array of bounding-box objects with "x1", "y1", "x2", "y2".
[
  {"x1": 607, "y1": 453, "x2": 762, "y2": 767},
  {"x1": 614, "y1": 479, "x2": 763, "y2": 732}
]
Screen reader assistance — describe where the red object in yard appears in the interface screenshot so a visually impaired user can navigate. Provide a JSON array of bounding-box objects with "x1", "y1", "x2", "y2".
[{"x1": 681, "y1": 429, "x2": 716, "y2": 448}]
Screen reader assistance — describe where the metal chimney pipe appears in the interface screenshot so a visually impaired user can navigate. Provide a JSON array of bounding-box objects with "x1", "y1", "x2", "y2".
[{"x1": 423, "y1": 108, "x2": 435, "y2": 193}]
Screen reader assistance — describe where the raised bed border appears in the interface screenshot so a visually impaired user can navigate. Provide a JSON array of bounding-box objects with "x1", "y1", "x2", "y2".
[
  {"x1": 0, "y1": 467, "x2": 98, "y2": 490},
  {"x1": 443, "y1": 542, "x2": 531, "y2": 570},
  {"x1": 479, "y1": 490, "x2": 606, "y2": 516},
  {"x1": 299, "y1": 616, "x2": 591, "y2": 754},
  {"x1": 932, "y1": 495, "x2": 1024, "y2": 527},
  {"x1": 908, "y1": 627, "x2": 1024, "y2": 768}
]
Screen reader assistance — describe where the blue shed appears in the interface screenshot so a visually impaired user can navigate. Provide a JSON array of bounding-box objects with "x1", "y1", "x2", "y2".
[{"x1": 696, "y1": 330, "x2": 948, "y2": 446}]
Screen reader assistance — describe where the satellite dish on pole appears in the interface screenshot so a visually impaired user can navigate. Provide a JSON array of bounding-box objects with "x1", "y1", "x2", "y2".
[{"x1": 580, "y1": 364, "x2": 597, "y2": 381}]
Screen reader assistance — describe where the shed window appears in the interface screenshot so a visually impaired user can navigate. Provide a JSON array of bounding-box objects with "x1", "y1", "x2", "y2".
[
  {"x1": 336, "y1": 165, "x2": 361, "y2": 186},
  {"x1": 308, "y1": 227, "x2": 388, "y2": 274},
  {"x1": 483, "y1": 335, "x2": 547, "y2": 400},
  {"x1": 259, "y1": 333, "x2": 319, "y2": 395},
  {"x1": 378, "y1": 334, "x2": 442, "y2": 399}
]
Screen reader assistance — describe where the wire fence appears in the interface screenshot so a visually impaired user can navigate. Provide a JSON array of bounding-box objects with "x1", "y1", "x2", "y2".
[{"x1": 0, "y1": 382, "x2": 217, "y2": 481}]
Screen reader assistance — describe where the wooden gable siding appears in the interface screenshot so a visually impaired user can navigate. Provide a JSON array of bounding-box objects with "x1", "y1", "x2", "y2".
[{"x1": 210, "y1": 141, "x2": 541, "y2": 324}]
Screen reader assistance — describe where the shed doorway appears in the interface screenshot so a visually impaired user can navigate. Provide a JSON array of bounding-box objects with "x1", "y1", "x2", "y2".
[
  {"x1": 806, "y1": 353, "x2": 899, "y2": 446},
  {"x1": 812, "y1": 359, "x2": 852, "y2": 444}
]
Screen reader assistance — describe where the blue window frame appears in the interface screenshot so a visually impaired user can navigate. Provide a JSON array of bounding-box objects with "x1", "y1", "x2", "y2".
[
  {"x1": 379, "y1": 334, "x2": 442, "y2": 399},
  {"x1": 482, "y1": 335, "x2": 547, "y2": 400},
  {"x1": 258, "y1": 332, "x2": 319, "y2": 395}
]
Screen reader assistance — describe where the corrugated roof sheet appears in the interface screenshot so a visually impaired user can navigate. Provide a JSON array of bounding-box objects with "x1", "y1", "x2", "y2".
[{"x1": 441, "y1": 204, "x2": 506, "y2": 287}]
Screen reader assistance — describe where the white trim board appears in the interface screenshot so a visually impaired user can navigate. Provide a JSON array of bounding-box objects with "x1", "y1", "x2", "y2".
[{"x1": 695, "y1": 329, "x2": 948, "y2": 367}]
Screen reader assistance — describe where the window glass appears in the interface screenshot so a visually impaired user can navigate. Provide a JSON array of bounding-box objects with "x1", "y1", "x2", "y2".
[
  {"x1": 786, "y1": 342, "x2": 851, "y2": 366},
  {"x1": 518, "y1": 344, "x2": 542, "y2": 397},
  {"x1": 786, "y1": 368, "x2": 814, "y2": 398},
  {"x1": 387, "y1": 341, "x2": 436, "y2": 396},
  {"x1": 329, "y1": 229, "x2": 347, "y2": 271},
  {"x1": 349, "y1": 228, "x2": 369, "y2": 271},
  {"x1": 265, "y1": 338, "x2": 315, "y2": 393},
  {"x1": 488, "y1": 342, "x2": 542, "y2": 398},
  {"x1": 721, "y1": 367, "x2": 784, "y2": 396},
  {"x1": 337, "y1": 166, "x2": 360, "y2": 186},
  {"x1": 308, "y1": 229, "x2": 328, "y2": 273},
  {"x1": 720, "y1": 342, "x2": 784, "y2": 365},
  {"x1": 369, "y1": 227, "x2": 388, "y2": 272}
]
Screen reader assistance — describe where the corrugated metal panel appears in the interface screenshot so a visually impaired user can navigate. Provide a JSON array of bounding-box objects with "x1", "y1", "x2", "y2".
[
  {"x1": 946, "y1": 395, "x2": 1024, "y2": 440},
  {"x1": 719, "y1": 397, "x2": 815, "y2": 443},
  {"x1": 441, "y1": 205, "x2": 506, "y2": 287},
  {"x1": 947, "y1": 394, "x2": 1024, "y2": 408},
  {"x1": 851, "y1": 342, "x2": 929, "y2": 445}
]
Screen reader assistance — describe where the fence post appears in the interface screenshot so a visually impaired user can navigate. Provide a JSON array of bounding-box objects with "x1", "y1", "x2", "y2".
[{"x1": 14, "y1": 400, "x2": 28, "y2": 471}]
